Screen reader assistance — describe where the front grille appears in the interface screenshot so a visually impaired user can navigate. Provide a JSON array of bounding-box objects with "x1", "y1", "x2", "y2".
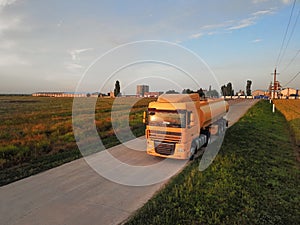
[
  {"x1": 154, "y1": 142, "x2": 175, "y2": 155},
  {"x1": 149, "y1": 130, "x2": 181, "y2": 143}
]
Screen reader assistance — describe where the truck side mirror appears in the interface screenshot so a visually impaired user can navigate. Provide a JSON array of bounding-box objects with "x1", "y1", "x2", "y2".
[
  {"x1": 143, "y1": 111, "x2": 147, "y2": 124},
  {"x1": 190, "y1": 112, "x2": 195, "y2": 126}
]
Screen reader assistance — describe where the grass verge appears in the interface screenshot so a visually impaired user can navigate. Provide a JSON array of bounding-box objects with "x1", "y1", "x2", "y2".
[{"x1": 126, "y1": 100, "x2": 300, "y2": 225}]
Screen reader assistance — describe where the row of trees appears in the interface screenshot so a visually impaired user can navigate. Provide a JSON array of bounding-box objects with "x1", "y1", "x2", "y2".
[
  {"x1": 221, "y1": 80, "x2": 252, "y2": 97},
  {"x1": 152, "y1": 80, "x2": 252, "y2": 98},
  {"x1": 113, "y1": 80, "x2": 252, "y2": 98},
  {"x1": 221, "y1": 83, "x2": 234, "y2": 97},
  {"x1": 182, "y1": 86, "x2": 219, "y2": 98},
  {"x1": 113, "y1": 80, "x2": 219, "y2": 98},
  {"x1": 182, "y1": 88, "x2": 206, "y2": 98}
]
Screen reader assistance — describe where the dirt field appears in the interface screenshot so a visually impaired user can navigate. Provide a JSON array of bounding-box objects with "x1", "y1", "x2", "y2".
[{"x1": 274, "y1": 99, "x2": 300, "y2": 161}]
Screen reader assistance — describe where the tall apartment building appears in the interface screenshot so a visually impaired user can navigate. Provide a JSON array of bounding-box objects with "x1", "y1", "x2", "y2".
[{"x1": 136, "y1": 85, "x2": 149, "y2": 97}]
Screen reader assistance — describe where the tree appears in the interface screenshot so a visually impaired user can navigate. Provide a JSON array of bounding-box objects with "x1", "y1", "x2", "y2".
[
  {"x1": 182, "y1": 87, "x2": 215, "y2": 98},
  {"x1": 182, "y1": 89, "x2": 193, "y2": 94},
  {"x1": 197, "y1": 88, "x2": 205, "y2": 99},
  {"x1": 221, "y1": 82, "x2": 234, "y2": 98},
  {"x1": 114, "y1": 80, "x2": 120, "y2": 97},
  {"x1": 221, "y1": 85, "x2": 227, "y2": 96},
  {"x1": 246, "y1": 80, "x2": 252, "y2": 96},
  {"x1": 182, "y1": 88, "x2": 206, "y2": 98},
  {"x1": 227, "y1": 82, "x2": 233, "y2": 97},
  {"x1": 166, "y1": 90, "x2": 179, "y2": 94}
]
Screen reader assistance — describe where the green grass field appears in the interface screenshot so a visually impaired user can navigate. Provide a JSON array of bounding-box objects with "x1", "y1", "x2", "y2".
[
  {"x1": 126, "y1": 100, "x2": 300, "y2": 225},
  {"x1": 0, "y1": 96, "x2": 155, "y2": 186}
]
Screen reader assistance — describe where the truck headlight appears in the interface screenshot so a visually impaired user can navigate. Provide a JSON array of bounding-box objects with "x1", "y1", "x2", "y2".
[
  {"x1": 177, "y1": 148, "x2": 184, "y2": 152},
  {"x1": 147, "y1": 141, "x2": 153, "y2": 149}
]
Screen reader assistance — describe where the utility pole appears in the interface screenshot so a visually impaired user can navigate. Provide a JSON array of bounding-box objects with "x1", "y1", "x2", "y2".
[
  {"x1": 273, "y1": 68, "x2": 277, "y2": 99},
  {"x1": 271, "y1": 68, "x2": 280, "y2": 99}
]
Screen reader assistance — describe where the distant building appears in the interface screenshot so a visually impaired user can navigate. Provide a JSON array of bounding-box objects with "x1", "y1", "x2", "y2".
[
  {"x1": 252, "y1": 90, "x2": 269, "y2": 99},
  {"x1": 252, "y1": 90, "x2": 268, "y2": 97},
  {"x1": 280, "y1": 88, "x2": 297, "y2": 98},
  {"x1": 32, "y1": 92, "x2": 86, "y2": 97},
  {"x1": 90, "y1": 92, "x2": 100, "y2": 97},
  {"x1": 109, "y1": 91, "x2": 115, "y2": 98},
  {"x1": 136, "y1": 85, "x2": 149, "y2": 97},
  {"x1": 236, "y1": 90, "x2": 245, "y2": 96},
  {"x1": 144, "y1": 92, "x2": 163, "y2": 98}
]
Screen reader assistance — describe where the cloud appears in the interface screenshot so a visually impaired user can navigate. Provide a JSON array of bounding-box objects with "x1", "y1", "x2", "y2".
[
  {"x1": 252, "y1": 0, "x2": 269, "y2": 4},
  {"x1": 57, "y1": 19, "x2": 63, "y2": 28},
  {"x1": 69, "y1": 48, "x2": 93, "y2": 61},
  {"x1": 0, "y1": 0, "x2": 24, "y2": 36},
  {"x1": 281, "y1": 0, "x2": 293, "y2": 4},
  {"x1": 189, "y1": 33, "x2": 203, "y2": 39},
  {"x1": 0, "y1": 39, "x2": 15, "y2": 49},
  {"x1": 252, "y1": 9, "x2": 274, "y2": 16},
  {"x1": 227, "y1": 8, "x2": 275, "y2": 30},
  {"x1": 200, "y1": 20, "x2": 234, "y2": 30},
  {"x1": 252, "y1": 0, "x2": 291, "y2": 4},
  {"x1": 0, "y1": 17, "x2": 21, "y2": 33},
  {"x1": 64, "y1": 62, "x2": 84, "y2": 72},
  {"x1": 190, "y1": 7, "x2": 274, "y2": 36},
  {"x1": 227, "y1": 17, "x2": 256, "y2": 30},
  {"x1": 251, "y1": 39, "x2": 263, "y2": 43},
  {"x1": 66, "y1": 48, "x2": 93, "y2": 72},
  {"x1": 186, "y1": 21, "x2": 233, "y2": 38},
  {"x1": 0, "y1": 54, "x2": 30, "y2": 66},
  {"x1": 0, "y1": 0, "x2": 17, "y2": 8}
]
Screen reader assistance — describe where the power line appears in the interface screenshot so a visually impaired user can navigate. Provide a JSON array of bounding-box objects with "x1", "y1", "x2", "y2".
[
  {"x1": 275, "y1": 0, "x2": 297, "y2": 67},
  {"x1": 282, "y1": 49, "x2": 300, "y2": 72},
  {"x1": 279, "y1": 7, "x2": 300, "y2": 67},
  {"x1": 284, "y1": 71, "x2": 300, "y2": 86}
]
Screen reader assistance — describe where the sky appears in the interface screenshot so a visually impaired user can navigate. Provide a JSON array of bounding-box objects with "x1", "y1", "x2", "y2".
[{"x1": 0, "y1": 0, "x2": 299, "y2": 94}]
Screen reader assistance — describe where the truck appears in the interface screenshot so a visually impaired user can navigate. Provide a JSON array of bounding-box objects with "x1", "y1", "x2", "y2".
[{"x1": 143, "y1": 93, "x2": 229, "y2": 160}]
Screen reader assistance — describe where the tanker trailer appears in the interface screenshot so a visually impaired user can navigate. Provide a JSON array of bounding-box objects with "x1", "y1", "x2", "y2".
[{"x1": 143, "y1": 93, "x2": 229, "y2": 159}]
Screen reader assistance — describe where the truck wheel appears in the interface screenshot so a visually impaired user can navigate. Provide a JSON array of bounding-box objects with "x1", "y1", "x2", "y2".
[
  {"x1": 189, "y1": 153, "x2": 194, "y2": 160},
  {"x1": 189, "y1": 144, "x2": 197, "y2": 160},
  {"x1": 217, "y1": 123, "x2": 223, "y2": 135},
  {"x1": 201, "y1": 129, "x2": 210, "y2": 147},
  {"x1": 222, "y1": 120, "x2": 228, "y2": 133},
  {"x1": 217, "y1": 119, "x2": 227, "y2": 135},
  {"x1": 204, "y1": 132, "x2": 210, "y2": 147}
]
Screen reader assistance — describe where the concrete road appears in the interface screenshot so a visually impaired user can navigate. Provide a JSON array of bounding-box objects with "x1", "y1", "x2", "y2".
[
  {"x1": 0, "y1": 99, "x2": 259, "y2": 225},
  {"x1": 226, "y1": 99, "x2": 259, "y2": 127}
]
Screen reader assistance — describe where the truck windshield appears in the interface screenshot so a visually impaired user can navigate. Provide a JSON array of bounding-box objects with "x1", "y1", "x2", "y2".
[{"x1": 148, "y1": 110, "x2": 186, "y2": 128}]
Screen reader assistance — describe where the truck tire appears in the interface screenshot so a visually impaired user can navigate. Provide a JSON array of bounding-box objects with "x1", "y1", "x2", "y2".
[
  {"x1": 216, "y1": 123, "x2": 223, "y2": 135},
  {"x1": 201, "y1": 128, "x2": 210, "y2": 147},
  {"x1": 217, "y1": 119, "x2": 227, "y2": 135},
  {"x1": 189, "y1": 152, "x2": 194, "y2": 160},
  {"x1": 189, "y1": 143, "x2": 197, "y2": 160}
]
